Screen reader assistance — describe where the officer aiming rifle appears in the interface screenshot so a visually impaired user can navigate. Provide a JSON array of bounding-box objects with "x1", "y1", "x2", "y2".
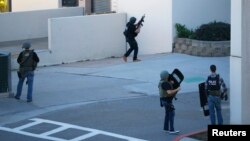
[{"x1": 122, "y1": 14, "x2": 146, "y2": 62}]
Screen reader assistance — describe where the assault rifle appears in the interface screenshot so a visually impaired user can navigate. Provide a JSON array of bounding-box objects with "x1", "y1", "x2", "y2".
[{"x1": 136, "y1": 14, "x2": 145, "y2": 28}]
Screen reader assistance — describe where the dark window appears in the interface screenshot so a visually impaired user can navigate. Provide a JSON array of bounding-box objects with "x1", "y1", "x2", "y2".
[{"x1": 62, "y1": 0, "x2": 78, "y2": 7}]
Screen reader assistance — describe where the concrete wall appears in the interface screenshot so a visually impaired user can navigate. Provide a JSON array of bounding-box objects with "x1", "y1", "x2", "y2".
[
  {"x1": 173, "y1": 0, "x2": 230, "y2": 38},
  {"x1": 116, "y1": 0, "x2": 172, "y2": 54},
  {"x1": 11, "y1": 0, "x2": 61, "y2": 12},
  {"x1": 231, "y1": 0, "x2": 250, "y2": 124},
  {"x1": 79, "y1": 0, "x2": 85, "y2": 7},
  {"x1": 0, "y1": 7, "x2": 83, "y2": 42},
  {"x1": 174, "y1": 38, "x2": 230, "y2": 57},
  {"x1": 40, "y1": 13, "x2": 126, "y2": 66},
  {"x1": 111, "y1": 0, "x2": 118, "y2": 12}
]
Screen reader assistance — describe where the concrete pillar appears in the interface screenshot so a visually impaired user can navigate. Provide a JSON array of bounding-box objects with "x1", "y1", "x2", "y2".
[
  {"x1": 241, "y1": 0, "x2": 250, "y2": 124},
  {"x1": 230, "y1": 0, "x2": 250, "y2": 124},
  {"x1": 84, "y1": 0, "x2": 92, "y2": 15}
]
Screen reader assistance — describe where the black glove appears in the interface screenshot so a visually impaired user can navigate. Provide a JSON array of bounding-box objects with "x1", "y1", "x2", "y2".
[
  {"x1": 220, "y1": 92, "x2": 225, "y2": 100},
  {"x1": 221, "y1": 92, "x2": 228, "y2": 101},
  {"x1": 220, "y1": 92, "x2": 228, "y2": 101},
  {"x1": 224, "y1": 94, "x2": 228, "y2": 101}
]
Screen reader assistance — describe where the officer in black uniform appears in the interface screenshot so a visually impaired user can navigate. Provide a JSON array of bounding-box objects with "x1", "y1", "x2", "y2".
[{"x1": 122, "y1": 17, "x2": 142, "y2": 62}]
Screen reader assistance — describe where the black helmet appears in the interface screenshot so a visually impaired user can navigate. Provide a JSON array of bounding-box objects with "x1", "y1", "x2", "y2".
[
  {"x1": 160, "y1": 70, "x2": 169, "y2": 80},
  {"x1": 22, "y1": 42, "x2": 31, "y2": 49},
  {"x1": 129, "y1": 17, "x2": 136, "y2": 24}
]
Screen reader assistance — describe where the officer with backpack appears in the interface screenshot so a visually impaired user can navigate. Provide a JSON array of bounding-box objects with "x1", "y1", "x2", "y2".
[
  {"x1": 205, "y1": 64, "x2": 227, "y2": 125},
  {"x1": 15, "y1": 42, "x2": 39, "y2": 102}
]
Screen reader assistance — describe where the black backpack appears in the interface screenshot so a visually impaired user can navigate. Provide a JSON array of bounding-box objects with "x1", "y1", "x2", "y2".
[
  {"x1": 123, "y1": 28, "x2": 128, "y2": 38},
  {"x1": 20, "y1": 50, "x2": 38, "y2": 71}
]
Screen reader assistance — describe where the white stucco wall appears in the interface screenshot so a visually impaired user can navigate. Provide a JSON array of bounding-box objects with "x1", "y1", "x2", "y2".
[
  {"x1": 173, "y1": 0, "x2": 230, "y2": 38},
  {"x1": 231, "y1": 0, "x2": 250, "y2": 124},
  {"x1": 11, "y1": 0, "x2": 61, "y2": 12},
  {"x1": 230, "y1": 57, "x2": 242, "y2": 124},
  {"x1": 0, "y1": 7, "x2": 83, "y2": 42},
  {"x1": 231, "y1": 0, "x2": 241, "y2": 58},
  {"x1": 230, "y1": 0, "x2": 242, "y2": 124},
  {"x1": 42, "y1": 13, "x2": 126, "y2": 66},
  {"x1": 116, "y1": 0, "x2": 172, "y2": 54}
]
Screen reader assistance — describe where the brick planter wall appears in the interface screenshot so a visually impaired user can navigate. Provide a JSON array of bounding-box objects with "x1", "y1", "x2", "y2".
[{"x1": 173, "y1": 38, "x2": 230, "y2": 57}]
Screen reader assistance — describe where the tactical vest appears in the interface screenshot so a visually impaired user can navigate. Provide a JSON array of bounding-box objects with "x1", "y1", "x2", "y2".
[
  {"x1": 19, "y1": 50, "x2": 34, "y2": 72},
  {"x1": 207, "y1": 74, "x2": 220, "y2": 91},
  {"x1": 207, "y1": 74, "x2": 221, "y2": 96},
  {"x1": 158, "y1": 80, "x2": 173, "y2": 98}
]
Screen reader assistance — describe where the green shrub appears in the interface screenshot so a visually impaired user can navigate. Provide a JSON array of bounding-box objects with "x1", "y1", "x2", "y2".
[
  {"x1": 175, "y1": 23, "x2": 193, "y2": 38},
  {"x1": 193, "y1": 21, "x2": 230, "y2": 41},
  {"x1": 175, "y1": 21, "x2": 230, "y2": 41}
]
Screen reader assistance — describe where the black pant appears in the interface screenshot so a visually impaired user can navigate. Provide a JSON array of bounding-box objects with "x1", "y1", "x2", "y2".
[{"x1": 124, "y1": 38, "x2": 138, "y2": 60}]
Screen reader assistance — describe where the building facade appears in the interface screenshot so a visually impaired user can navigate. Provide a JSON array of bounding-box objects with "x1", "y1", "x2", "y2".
[{"x1": 230, "y1": 0, "x2": 250, "y2": 124}]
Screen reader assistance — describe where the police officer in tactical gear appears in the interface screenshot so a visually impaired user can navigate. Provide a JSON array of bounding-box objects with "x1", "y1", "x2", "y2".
[
  {"x1": 123, "y1": 16, "x2": 142, "y2": 62},
  {"x1": 205, "y1": 64, "x2": 227, "y2": 125},
  {"x1": 15, "y1": 42, "x2": 39, "y2": 102},
  {"x1": 158, "y1": 70, "x2": 181, "y2": 134}
]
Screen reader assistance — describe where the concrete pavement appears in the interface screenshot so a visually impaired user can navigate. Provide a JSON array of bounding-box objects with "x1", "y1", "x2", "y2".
[{"x1": 0, "y1": 53, "x2": 230, "y2": 140}]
